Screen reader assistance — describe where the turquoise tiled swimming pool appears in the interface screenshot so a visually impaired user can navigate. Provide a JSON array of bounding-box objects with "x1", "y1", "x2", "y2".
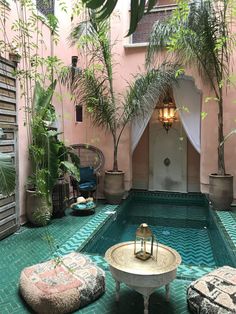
[{"x1": 82, "y1": 192, "x2": 236, "y2": 268}]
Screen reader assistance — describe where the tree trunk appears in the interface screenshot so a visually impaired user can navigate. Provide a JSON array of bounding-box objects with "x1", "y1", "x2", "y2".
[
  {"x1": 113, "y1": 144, "x2": 118, "y2": 172},
  {"x1": 218, "y1": 95, "x2": 225, "y2": 175}
]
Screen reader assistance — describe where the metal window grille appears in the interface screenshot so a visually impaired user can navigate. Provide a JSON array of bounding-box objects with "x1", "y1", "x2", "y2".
[
  {"x1": 131, "y1": 5, "x2": 176, "y2": 44},
  {"x1": 36, "y1": 0, "x2": 54, "y2": 16}
]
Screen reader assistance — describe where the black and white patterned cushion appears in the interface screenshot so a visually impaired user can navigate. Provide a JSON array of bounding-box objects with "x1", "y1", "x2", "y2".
[{"x1": 187, "y1": 266, "x2": 236, "y2": 313}]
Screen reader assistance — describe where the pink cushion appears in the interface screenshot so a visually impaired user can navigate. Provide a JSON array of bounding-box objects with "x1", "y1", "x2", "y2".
[{"x1": 19, "y1": 252, "x2": 105, "y2": 314}]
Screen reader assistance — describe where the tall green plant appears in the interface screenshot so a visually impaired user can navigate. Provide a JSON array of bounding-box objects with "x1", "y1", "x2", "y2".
[
  {"x1": 69, "y1": 10, "x2": 179, "y2": 172},
  {"x1": 0, "y1": 153, "x2": 15, "y2": 196},
  {"x1": 29, "y1": 81, "x2": 80, "y2": 204},
  {"x1": 29, "y1": 81, "x2": 58, "y2": 204},
  {"x1": 147, "y1": 0, "x2": 235, "y2": 175}
]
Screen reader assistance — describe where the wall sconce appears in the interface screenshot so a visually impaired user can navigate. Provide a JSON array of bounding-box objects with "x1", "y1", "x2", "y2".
[
  {"x1": 157, "y1": 94, "x2": 177, "y2": 132},
  {"x1": 134, "y1": 223, "x2": 156, "y2": 261},
  {"x1": 71, "y1": 56, "x2": 78, "y2": 67},
  {"x1": 70, "y1": 56, "x2": 82, "y2": 83}
]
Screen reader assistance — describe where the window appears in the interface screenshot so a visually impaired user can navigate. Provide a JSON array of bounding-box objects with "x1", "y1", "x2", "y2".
[
  {"x1": 75, "y1": 105, "x2": 83, "y2": 122},
  {"x1": 131, "y1": 4, "x2": 177, "y2": 44},
  {"x1": 36, "y1": 0, "x2": 54, "y2": 16}
]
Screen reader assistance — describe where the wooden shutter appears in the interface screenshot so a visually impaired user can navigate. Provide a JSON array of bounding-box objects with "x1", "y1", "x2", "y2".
[{"x1": 0, "y1": 56, "x2": 18, "y2": 240}]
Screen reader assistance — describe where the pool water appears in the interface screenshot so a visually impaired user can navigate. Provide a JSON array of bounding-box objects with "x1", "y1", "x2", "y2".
[{"x1": 82, "y1": 193, "x2": 234, "y2": 268}]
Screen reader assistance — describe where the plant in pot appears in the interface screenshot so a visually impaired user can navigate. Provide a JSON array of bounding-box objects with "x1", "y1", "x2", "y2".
[
  {"x1": 147, "y1": 0, "x2": 236, "y2": 210},
  {"x1": 69, "y1": 10, "x2": 179, "y2": 204},
  {"x1": 51, "y1": 141, "x2": 80, "y2": 218},
  {"x1": 27, "y1": 81, "x2": 81, "y2": 224},
  {"x1": 26, "y1": 80, "x2": 60, "y2": 226}
]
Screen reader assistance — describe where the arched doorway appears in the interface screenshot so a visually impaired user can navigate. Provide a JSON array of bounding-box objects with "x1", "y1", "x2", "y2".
[{"x1": 132, "y1": 76, "x2": 202, "y2": 193}]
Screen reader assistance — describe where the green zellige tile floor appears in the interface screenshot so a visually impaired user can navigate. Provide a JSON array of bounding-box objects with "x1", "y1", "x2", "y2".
[{"x1": 1, "y1": 194, "x2": 235, "y2": 314}]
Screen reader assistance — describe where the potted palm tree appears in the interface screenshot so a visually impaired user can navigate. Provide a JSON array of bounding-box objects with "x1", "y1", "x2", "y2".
[
  {"x1": 69, "y1": 10, "x2": 179, "y2": 204},
  {"x1": 147, "y1": 0, "x2": 235, "y2": 210}
]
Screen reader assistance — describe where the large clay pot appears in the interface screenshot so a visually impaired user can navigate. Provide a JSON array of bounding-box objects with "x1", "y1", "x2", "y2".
[
  {"x1": 104, "y1": 171, "x2": 125, "y2": 204},
  {"x1": 26, "y1": 190, "x2": 52, "y2": 226},
  {"x1": 209, "y1": 174, "x2": 233, "y2": 211}
]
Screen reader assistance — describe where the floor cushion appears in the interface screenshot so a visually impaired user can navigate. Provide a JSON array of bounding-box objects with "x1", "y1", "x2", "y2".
[
  {"x1": 187, "y1": 266, "x2": 236, "y2": 313},
  {"x1": 19, "y1": 252, "x2": 105, "y2": 314}
]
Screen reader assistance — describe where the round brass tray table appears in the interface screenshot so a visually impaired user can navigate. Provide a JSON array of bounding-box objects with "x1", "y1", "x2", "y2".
[{"x1": 105, "y1": 241, "x2": 181, "y2": 314}]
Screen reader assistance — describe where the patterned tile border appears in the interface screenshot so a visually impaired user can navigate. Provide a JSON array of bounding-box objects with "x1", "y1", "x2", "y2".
[
  {"x1": 130, "y1": 190, "x2": 208, "y2": 206},
  {"x1": 216, "y1": 211, "x2": 236, "y2": 244},
  {"x1": 214, "y1": 210, "x2": 236, "y2": 261},
  {"x1": 54, "y1": 204, "x2": 118, "y2": 257}
]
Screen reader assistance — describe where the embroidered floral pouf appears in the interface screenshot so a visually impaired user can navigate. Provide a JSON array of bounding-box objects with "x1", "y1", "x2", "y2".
[
  {"x1": 19, "y1": 252, "x2": 105, "y2": 314},
  {"x1": 187, "y1": 266, "x2": 236, "y2": 313}
]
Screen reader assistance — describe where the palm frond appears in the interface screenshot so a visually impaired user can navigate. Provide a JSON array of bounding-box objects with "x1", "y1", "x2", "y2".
[
  {"x1": 69, "y1": 11, "x2": 116, "y2": 132},
  {"x1": 147, "y1": 0, "x2": 234, "y2": 174},
  {"x1": 69, "y1": 20, "x2": 98, "y2": 47},
  {"x1": 72, "y1": 66, "x2": 116, "y2": 132},
  {"x1": 147, "y1": 0, "x2": 232, "y2": 95},
  {"x1": 69, "y1": 8, "x2": 182, "y2": 171},
  {"x1": 0, "y1": 153, "x2": 15, "y2": 196},
  {"x1": 123, "y1": 62, "x2": 180, "y2": 125},
  {"x1": 146, "y1": 21, "x2": 177, "y2": 66}
]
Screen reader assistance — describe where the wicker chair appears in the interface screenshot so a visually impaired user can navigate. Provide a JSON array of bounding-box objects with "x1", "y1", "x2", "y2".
[{"x1": 70, "y1": 144, "x2": 105, "y2": 201}]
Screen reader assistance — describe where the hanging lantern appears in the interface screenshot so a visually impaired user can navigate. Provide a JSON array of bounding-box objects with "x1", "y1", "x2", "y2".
[
  {"x1": 157, "y1": 94, "x2": 177, "y2": 132},
  {"x1": 134, "y1": 223, "x2": 154, "y2": 261}
]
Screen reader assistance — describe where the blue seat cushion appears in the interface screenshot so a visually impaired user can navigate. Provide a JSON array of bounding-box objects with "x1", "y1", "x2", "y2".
[
  {"x1": 79, "y1": 167, "x2": 96, "y2": 183},
  {"x1": 79, "y1": 181, "x2": 96, "y2": 191}
]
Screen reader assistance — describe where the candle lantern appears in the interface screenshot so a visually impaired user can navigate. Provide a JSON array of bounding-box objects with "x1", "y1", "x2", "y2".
[
  {"x1": 157, "y1": 94, "x2": 177, "y2": 132},
  {"x1": 134, "y1": 223, "x2": 154, "y2": 261}
]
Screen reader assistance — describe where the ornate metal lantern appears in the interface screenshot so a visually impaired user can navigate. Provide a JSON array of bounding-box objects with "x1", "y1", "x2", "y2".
[
  {"x1": 157, "y1": 94, "x2": 177, "y2": 132},
  {"x1": 134, "y1": 223, "x2": 154, "y2": 261}
]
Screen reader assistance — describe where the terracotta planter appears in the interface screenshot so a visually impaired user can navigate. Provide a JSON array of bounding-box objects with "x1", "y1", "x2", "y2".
[
  {"x1": 209, "y1": 174, "x2": 233, "y2": 211},
  {"x1": 26, "y1": 190, "x2": 52, "y2": 226},
  {"x1": 104, "y1": 171, "x2": 125, "y2": 204}
]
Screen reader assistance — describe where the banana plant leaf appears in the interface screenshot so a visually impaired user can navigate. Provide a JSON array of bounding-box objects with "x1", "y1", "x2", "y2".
[{"x1": 82, "y1": 0, "x2": 156, "y2": 36}]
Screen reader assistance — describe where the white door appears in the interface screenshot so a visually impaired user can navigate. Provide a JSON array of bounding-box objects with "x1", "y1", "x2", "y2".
[{"x1": 149, "y1": 119, "x2": 187, "y2": 192}]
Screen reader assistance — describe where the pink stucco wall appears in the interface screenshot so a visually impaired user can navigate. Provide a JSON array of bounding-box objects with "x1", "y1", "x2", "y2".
[
  {"x1": 111, "y1": 1, "x2": 236, "y2": 197},
  {"x1": 2, "y1": 0, "x2": 236, "y2": 224}
]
